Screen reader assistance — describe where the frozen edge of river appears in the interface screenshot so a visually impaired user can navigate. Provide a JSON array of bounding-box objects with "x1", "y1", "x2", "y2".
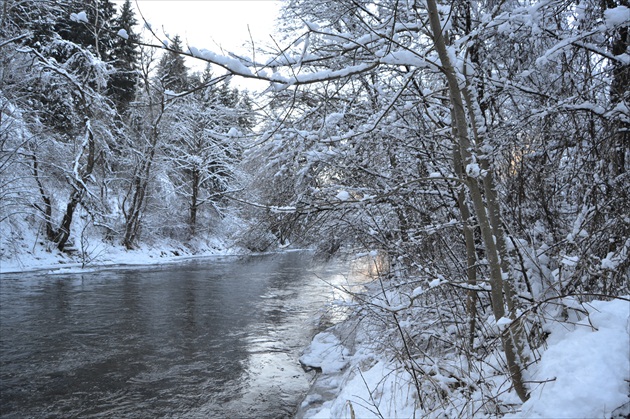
[
  {"x1": 294, "y1": 318, "x2": 360, "y2": 419},
  {"x1": 0, "y1": 238, "x2": 241, "y2": 274},
  {"x1": 0, "y1": 236, "x2": 314, "y2": 275}
]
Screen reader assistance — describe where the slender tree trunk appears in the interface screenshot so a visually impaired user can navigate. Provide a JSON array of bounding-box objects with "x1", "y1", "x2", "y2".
[
  {"x1": 190, "y1": 167, "x2": 199, "y2": 236},
  {"x1": 57, "y1": 125, "x2": 96, "y2": 251},
  {"x1": 461, "y1": 83, "x2": 530, "y2": 360},
  {"x1": 32, "y1": 124, "x2": 96, "y2": 251},
  {"x1": 452, "y1": 145, "x2": 479, "y2": 349},
  {"x1": 426, "y1": 0, "x2": 529, "y2": 402},
  {"x1": 123, "y1": 142, "x2": 156, "y2": 249},
  {"x1": 32, "y1": 153, "x2": 54, "y2": 241},
  {"x1": 123, "y1": 97, "x2": 164, "y2": 249}
]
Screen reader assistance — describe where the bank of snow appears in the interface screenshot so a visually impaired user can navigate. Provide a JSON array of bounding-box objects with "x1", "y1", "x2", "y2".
[
  {"x1": 0, "y1": 236, "x2": 242, "y2": 274},
  {"x1": 514, "y1": 298, "x2": 630, "y2": 419},
  {"x1": 298, "y1": 296, "x2": 630, "y2": 418}
]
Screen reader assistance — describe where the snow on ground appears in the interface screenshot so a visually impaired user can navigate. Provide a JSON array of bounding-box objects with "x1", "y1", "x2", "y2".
[
  {"x1": 307, "y1": 357, "x2": 417, "y2": 418},
  {"x1": 0, "y1": 236, "x2": 242, "y2": 274},
  {"x1": 297, "y1": 316, "x2": 418, "y2": 419},
  {"x1": 513, "y1": 297, "x2": 630, "y2": 419},
  {"x1": 298, "y1": 296, "x2": 630, "y2": 418}
]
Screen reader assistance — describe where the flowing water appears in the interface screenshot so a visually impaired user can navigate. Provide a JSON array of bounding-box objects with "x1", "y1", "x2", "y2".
[{"x1": 0, "y1": 252, "x2": 356, "y2": 418}]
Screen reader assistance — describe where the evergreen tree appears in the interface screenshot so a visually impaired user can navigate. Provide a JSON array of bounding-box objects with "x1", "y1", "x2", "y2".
[
  {"x1": 95, "y1": 0, "x2": 116, "y2": 60},
  {"x1": 1, "y1": 0, "x2": 118, "y2": 251},
  {"x1": 200, "y1": 63, "x2": 214, "y2": 85},
  {"x1": 108, "y1": 0, "x2": 139, "y2": 112},
  {"x1": 1, "y1": 0, "x2": 56, "y2": 43},
  {"x1": 56, "y1": 0, "x2": 117, "y2": 60},
  {"x1": 156, "y1": 35, "x2": 189, "y2": 92}
]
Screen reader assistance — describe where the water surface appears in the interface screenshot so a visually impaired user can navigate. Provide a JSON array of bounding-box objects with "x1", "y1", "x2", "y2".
[{"x1": 0, "y1": 252, "x2": 353, "y2": 418}]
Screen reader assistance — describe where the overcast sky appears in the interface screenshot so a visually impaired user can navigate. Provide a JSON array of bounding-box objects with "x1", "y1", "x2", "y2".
[
  {"x1": 122, "y1": 1, "x2": 280, "y2": 49},
  {"x1": 113, "y1": 0, "x2": 282, "y2": 85}
]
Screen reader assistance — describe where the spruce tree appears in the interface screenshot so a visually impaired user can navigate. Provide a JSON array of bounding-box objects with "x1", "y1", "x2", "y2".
[
  {"x1": 109, "y1": 0, "x2": 139, "y2": 112},
  {"x1": 156, "y1": 35, "x2": 189, "y2": 92},
  {"x1": 95, "y1": 0, "x2": 116, "y2": 60},
  {"x1": 56, "y1": 0, "x2": 117, "y2": 60}
]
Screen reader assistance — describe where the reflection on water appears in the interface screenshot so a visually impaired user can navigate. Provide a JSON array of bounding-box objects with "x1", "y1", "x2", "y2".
[{"x1": 0, "y1": 252, "x2": 366, "y2": 418}]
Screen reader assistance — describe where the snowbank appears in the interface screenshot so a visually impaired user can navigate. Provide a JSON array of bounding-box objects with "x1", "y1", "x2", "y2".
[
  {"x1": 297, "y1": 316, "x2": 418, "y2": 418},
  {"x1": 298, "y1": 297, "x2": 630, "y2": 418},
  {"x1": 300, "y1": 331, "x2": 350, "y2": 374},
  {"x1": 0, "y1": 237, "x2": 242, "y2": 274},
  {"x1": 514, "y1": 298, "x2": 630, "y2": 419}
]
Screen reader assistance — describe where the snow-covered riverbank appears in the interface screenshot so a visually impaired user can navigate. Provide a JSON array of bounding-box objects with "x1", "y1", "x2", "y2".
[
  {"x1": 3, "y1": 242, "x2": 628, "y2": 419},
  {"x1": 0, "y1": 236, "x2": 242, "y2": 274},
  {"x1": 297, "y1": 284, "x2": 630, "y2": 418}
]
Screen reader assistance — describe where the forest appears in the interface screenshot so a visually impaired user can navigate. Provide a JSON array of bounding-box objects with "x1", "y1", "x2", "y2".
[{"x1": 1, "y1": 0, "x2": 628, "y2": 417}]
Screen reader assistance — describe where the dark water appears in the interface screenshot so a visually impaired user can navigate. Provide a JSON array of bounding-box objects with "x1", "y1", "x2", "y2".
[{"x1": 0, "y1": 252, "x2": 353, "y2": 418}]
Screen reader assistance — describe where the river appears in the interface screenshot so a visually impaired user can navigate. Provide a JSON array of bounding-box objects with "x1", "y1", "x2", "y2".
[{"x1": 0, "y1": 252, "x2": 356, "y2": 418}]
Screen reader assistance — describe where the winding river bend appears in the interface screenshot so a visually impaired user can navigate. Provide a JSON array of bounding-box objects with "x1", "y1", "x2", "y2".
[{"x1": 0, "y1": 252, "x2": 354, "y2": 418}]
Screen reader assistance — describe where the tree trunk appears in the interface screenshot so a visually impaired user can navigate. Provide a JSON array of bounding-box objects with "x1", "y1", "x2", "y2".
[
  {"x1": 123, "y1": 154, "x2": 153, "y2": 249},
  {"x1": 190, "y1": 167, "x2": 199, "y2": 236},
  {"x1": 452, "y1": 144, "x2": 479, "y2": 349},
  {"x1": 32, "y1": 153, "x2": 54, "y2": 241},
  {"x1": 426, "y1": 0, "x2": 529, "y2": 402},
  {"x1": 32, "y1": 124, "x2": 96, "y2": 252},
  {"x1": 123, "y1": 120, "x2": 161, "y2": 249}
]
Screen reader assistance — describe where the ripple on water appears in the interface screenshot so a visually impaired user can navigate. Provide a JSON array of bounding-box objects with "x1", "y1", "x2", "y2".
[{"x1": 0, "y1": 253, "x2": 367, "y2": 418}]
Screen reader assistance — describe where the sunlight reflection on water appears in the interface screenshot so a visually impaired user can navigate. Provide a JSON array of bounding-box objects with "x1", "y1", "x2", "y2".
[{"x1": 0, "y1": 252, "x2": 372, "y2": 418}]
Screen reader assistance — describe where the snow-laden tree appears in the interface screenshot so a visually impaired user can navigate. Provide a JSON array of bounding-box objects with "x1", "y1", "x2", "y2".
[
  {"x1": 160, "y1": 73, "x2": 250, "y2": 237},
  {"x1": 55, "y1": 0, "x2": 118, "y2": 61},
  {"x1": 118, "y1": 46, "x2": 166, "y2": 249},
  {"x1": 118, "y1": 48, "x2": 255, "y2": 248},
  {"x1": 108, "y1": 0, "x2": 139, "y2": 113},
  {"x1": 156, "y1": 35, "x2": 190, "y2": 93},
  {"x1": 0, "y1": 0, "x2": 119, "y2": 252},
  {"x1": 0, "y1": 0, "x2": 257, "y2": 256},
  {"x1": 136, "y1": 0, "x2": 629, "y2": 409}
]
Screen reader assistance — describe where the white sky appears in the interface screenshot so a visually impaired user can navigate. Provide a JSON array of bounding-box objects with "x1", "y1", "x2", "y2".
[{"x1": 114, "y1": 0, "x2": 283, "y2": 87}]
